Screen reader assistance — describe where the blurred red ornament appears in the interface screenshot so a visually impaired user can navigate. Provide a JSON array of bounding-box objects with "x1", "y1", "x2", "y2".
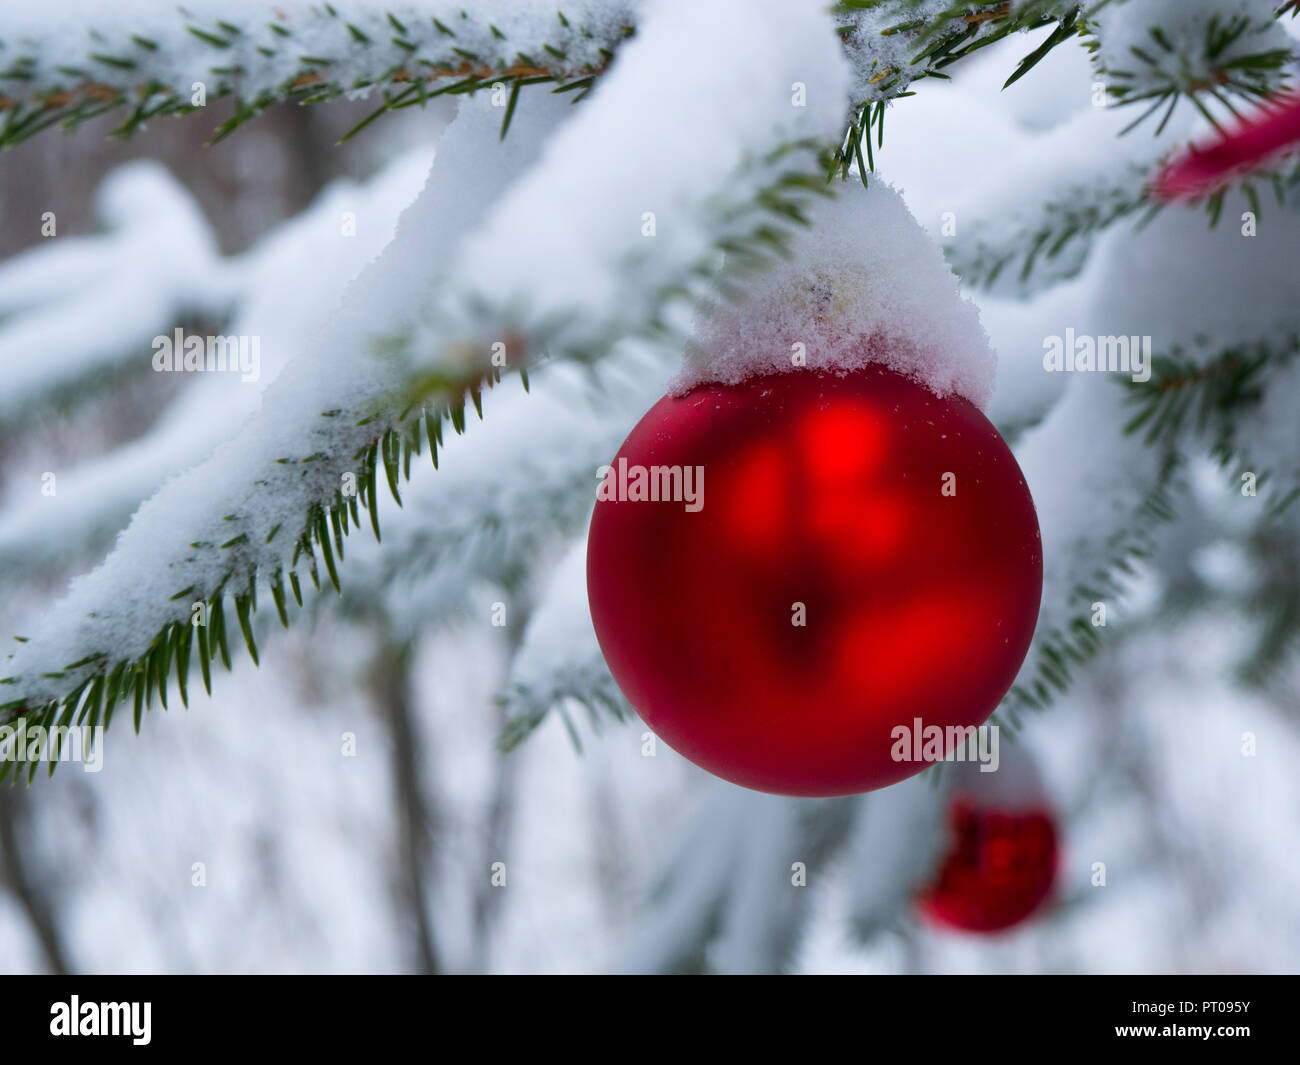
[
  {"x1": 1153, "y1": 91, "x2": 1300, "y2": 203},
  {"x1": 917, "y1": 754, "x2": 1059, "y2": 934},
  {"x1": 586, "y1": 364, "x2": 1042, "y2": 796}
]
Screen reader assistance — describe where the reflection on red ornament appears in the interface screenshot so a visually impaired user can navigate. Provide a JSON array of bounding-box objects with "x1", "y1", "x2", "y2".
[{"x1": 1153, "y1": 92, "x2": 1300, "y2": 203}]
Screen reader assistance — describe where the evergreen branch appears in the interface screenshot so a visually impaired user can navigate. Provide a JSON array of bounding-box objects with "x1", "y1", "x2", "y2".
[
  {"x1": 944, "y1": 107, "x2": 1290, "y2": 296},
  {"x1": 0, "y1": 380, "x2": 493, "y2": 786},
  {"x1": 831, "y1": 1, "x2": 1082, "y2": 180},
  {"x1": 837, "y1": 0, "x2": 1081, "y2": 100},
  {"x1": 1123, "y1": 333, "x2": 1300, "y2": 683},
  {"x1": 1003, "y1": 328, "x2": 1300, "y2": 725},
  {"x1": 330, "y1": 348, "x2": 665, "y2": 640},
  {"x1": 0, "y1": 2, "x2": 634, "y2": 148},
  {"x1": 1, "y1": 0, "x2": 1093, "y2": 154},
  {"x1": 499, "y1": 653, "x2": 632, "y2": 755},
  {"x1": 0, "y1": 91, "x2": 575, "y2": 780},
  {"x1": 1235, "y1": 523, "x2": 1300, "y2": 683},
  {"x1": 998, "y1": 448, "x2": 1182, "y2": 727},
  {"x1": 1122, "y1": 333, "x2": 1300, "y2": 460},
  {"x1": 614, "y1": 783, "x2": 856, "y2": 974},
  {"x1": 0, "y1": 0, "x2": 848, "y2": 777},
  {"x1": 947, "y1": 160, "x2": 1156, "y2": 294},
  {"x1": 0, "y1": 151, "x2": 431, "y2": 586},
  {"x1": 0, "y1": 163, "x2": 230, "y2": 431},
  {"x1": 1092, "y1": 0, "x2": 1294, "y2": 135}
]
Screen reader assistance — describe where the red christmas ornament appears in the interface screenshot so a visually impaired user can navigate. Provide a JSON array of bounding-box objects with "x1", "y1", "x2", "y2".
[
  {"x1": 586, "y1": 364, "x2": 1042, "y2": 796},
  {"x1": 917, "y1": 768, "x2": 1059, "y2": 934},
  {"x1": 1153, "y1": 91, "x2": 1300, "y2": 203}
]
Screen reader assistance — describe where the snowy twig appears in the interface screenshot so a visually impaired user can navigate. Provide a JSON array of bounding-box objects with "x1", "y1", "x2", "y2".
[
  {"x1": 0, "y1": 149, "x2": 429, "y2": 582},
  {"x1": 1091, "y1": 0, "x2": 1294, "y2": 134},
  {"x1": 0, "y1": 1, "x2": 635, "y2": 147}
]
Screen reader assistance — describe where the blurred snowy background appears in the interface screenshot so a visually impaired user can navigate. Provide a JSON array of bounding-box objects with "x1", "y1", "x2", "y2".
[{"x1": 1, "y1": 17, "x2": 1299, "y2": 974}]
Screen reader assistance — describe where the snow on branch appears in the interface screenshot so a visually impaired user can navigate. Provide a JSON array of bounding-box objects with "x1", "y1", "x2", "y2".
[
  {"x1": 500, "y1": 537, "x2": 632, "y2": 752},
  {"x1": 841, "y1": 773, "x2": 948, "y2": 940},
  {"x1": 1091, "y1": 0, "x2": 1294, "y2": 134},
  {"x1": 388, "y1": 0, "x2": 852, "y2": 385},
  {"x1": 1000, "y1": 376, "x2": 1182, "y2": 721},
  {"x1": 0, "y1": 162, "x2": 231, "y2": 427},
  {"x1": 333, "y1": 346, "x2": 668, "y2": 642},
  {"x1": 0, "y1": 0, "x2": 853, "y2": 771},
  {"x1": 942, "y1": 104, "x2": 1197, "y2": 296},
  {"x1": 0, "y1": 0, "x2": 635, "y2": 146},
  {"x1": 1004, "y1": 178, "x2": 1300, "y2": 718},
  {"x1": 831, "y1": 0, "x2": 1081, "y2": 178},
  {"x1": 612, "y1": 780, "x2": 854, "y2": 973},
  {"x1": 0, "y1": 91, "x2": 569, "y2": 759},
  {"x1": 0, "y1": 0, "x2": 1091, "y2": 151},
  {"x1": 834, "y1": 0, "x2": 1080, "y2": 105},
  {"x1": 0, "y1": 149, "x2": 429, "y2": 582}
]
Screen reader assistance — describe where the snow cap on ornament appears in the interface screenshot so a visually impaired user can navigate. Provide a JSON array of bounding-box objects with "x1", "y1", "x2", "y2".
[
  {"x1": 672, "y1": 177, "x2": 997, "y2": 410},
  {"x1": 586, "y1": 176, "x2": 1041, "y2": 797}
]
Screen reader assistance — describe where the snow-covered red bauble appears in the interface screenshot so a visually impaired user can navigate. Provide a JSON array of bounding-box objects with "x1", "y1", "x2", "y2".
[
  {"x1": 916, "y1": 747, "x2": 1059, "y2": 933},
  {"x1": 585, "y1": 362, "x2": 1042, "y2": 796}
]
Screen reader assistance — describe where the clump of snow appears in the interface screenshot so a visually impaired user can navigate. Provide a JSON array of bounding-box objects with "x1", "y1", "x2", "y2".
[{"x1": 673, "y1": 178, "x2": 996, "y2": 409}]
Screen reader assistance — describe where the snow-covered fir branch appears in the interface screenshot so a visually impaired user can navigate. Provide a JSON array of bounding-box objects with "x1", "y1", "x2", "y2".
[
  {"x1": 0, "y1": 0, "x2": 851, "y2": 765},
  {"x1": 0, "y1": 91, "x2": 570, "y2": 751},
  {"x1": 834, "y1": 0, "x2": 1081, "y2": 105},
  {"x1": 0, "y1": 164, "x2": 231, "y2": 426},
  {"x1": 611, "y1": 780, "x2": 856, "y2": 973},
  {"x1": 329, "y1": 345, "x2": 668, "y2": 644},
  {"x1": 3, "y1": 0, "x2": 1121, "y2": 153},
  {"x1": 0, "y1": 151, "x2": 429, "y2": 581},
  {"x1": 1003, "y1": 174, "x2": 1300, "y2": 716},
  {"x1": 0, "y1": 0, "x2": 636, "y2": 147},
  {"x1": 940, "y1": 103, "x2": 1195, "y2": 296},
  {"x1": 1091, "y1": 0, "x2": 1294, "y2": 132},
  {"x1": 502, "y1": 537, "x2": 633, "y2": 752}
]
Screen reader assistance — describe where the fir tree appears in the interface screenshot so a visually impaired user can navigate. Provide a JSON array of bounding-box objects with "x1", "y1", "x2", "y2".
[{"x1": 1, "y1": 0, "x2": 1298, "y2": 973}]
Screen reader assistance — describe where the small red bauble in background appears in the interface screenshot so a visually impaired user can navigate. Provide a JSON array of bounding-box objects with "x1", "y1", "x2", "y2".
[
  {"x1": 585, "y1": 363, "x2": 1042, "y2": 796},
  {"x1": 917, "y1": 751, "x2": 1059, "y2": 934}
]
